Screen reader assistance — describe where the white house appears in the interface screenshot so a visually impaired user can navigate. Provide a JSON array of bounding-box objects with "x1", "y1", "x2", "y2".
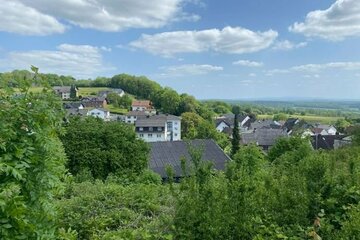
[
  {"x1": 125, "y1": 111, "x2": 150, "y2": 124},
  {"x1": 215, "y1": 114, "x2": 251, "y2": 134},
  {"x1": 53, "y1": 86, "x2": 78, "y2": 100},
  {"x1": 135, "y1": 114, "x2": 181, "y2": 142},
  {"x1": 131, "y1": 100, "x2": 156, "y2": 113},
  {"x1": 98, "y1": 89, "x2": 125, "y2": 98},
  {"x1": 312, "y1": 125, "x2": 337, "y2": 135},
  {"x1": 87, "y1": 108, "x2": 110, "y2": 121}
]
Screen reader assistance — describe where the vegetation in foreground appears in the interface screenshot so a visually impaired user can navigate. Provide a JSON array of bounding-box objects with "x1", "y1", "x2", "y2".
[{"x1": 1, "y1": 70, "x2": 360, "y2": 239}]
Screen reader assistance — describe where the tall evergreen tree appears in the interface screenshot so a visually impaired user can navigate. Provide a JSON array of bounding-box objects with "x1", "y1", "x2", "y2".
[
  {"x1": 231, "y1": 106, "x2": 241, "y2": 156},
  {"x1": 70, "y1": 84, "x2": 77, "y2": 99}
]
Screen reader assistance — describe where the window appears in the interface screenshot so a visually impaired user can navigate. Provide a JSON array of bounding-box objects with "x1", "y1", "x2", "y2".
[
  {"x1": 139, "y1": 127, "x2": 143, "y2": 131},
  {"x1": 139, "y1": 134, "x2": 144, "y2": 137},
  {"x1": 157, "y1": 134, "x2": 162, "y2": 138},
  {"x1": 148, "y1": 134, "x2": 153, "y2": 137},
  {"x1": 174, "y1": 122, "x2": 178, "y2": 125},
  {"x1": 149, "y1": 127, "x2": 153, "y2": 131},
  {"x1": 157, "y1": 127, "x2": 162, "y2": 131},
  {"x1": 175, "y1": 133, "x2": 178, "y2": 136}
]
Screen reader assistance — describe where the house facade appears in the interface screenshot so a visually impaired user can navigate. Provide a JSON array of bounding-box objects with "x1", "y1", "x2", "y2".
[
  {"x1": 53, "y1": 86, "x2": 78, "y2": 100},
  {"x1": 131, "y1": 100, "x2": 155, "y2": 113},
  {"x1": 98, "y1": 89, "x2": 125, "y2": 98},
  {"x1": 135, "y1": 114, "x2": 181, "y2": 142},
  {"x1": 215, "y1": 114, "x2": 251, "y2": 134},
  {"x1": 125, "y1": 111, "x2": 150, "y2": 124},
  {"x1": 87, "y1": 108, "x2": 110, "y2": 120}
]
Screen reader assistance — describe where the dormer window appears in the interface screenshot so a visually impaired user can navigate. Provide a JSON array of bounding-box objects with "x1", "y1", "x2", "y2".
[{"x1": 139, "y1": 127, "x2": 143, "y2": 131}]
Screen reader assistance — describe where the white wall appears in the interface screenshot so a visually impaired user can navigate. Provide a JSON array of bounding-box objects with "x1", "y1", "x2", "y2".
[
  {"x1": 137, "y1": 132, "x2": 166, "y2": 142},
  {"x1": 87, "y1": 109, "x2": 110, "y2": 120}
]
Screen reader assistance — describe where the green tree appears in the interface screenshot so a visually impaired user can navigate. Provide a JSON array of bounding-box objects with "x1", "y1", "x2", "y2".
[
  {"x1": 70, "y1": 84, "x2": 77, "y2": 99},
  {"x1": 273, "y1": 113, "x2": 288, "y2": 121},
  {"x1": 231, "y1": 106, "x2": 241, "y2": 156},
  {"x1": 334, "y1": 118, "x2": 351, "y2": 133},
  {"x1": 61, "y1": 117, "x2": 149, "y2": 179},
  {"x1": 0, "y1": 68, "x2": 67, "y2": 239}
]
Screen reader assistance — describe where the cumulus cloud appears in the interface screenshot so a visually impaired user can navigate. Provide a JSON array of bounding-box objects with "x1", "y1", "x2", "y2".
[
  {"x1": 233, "y1": 60, "x2": 263, "y2": 67},
  {"x1": 0, "y1": 1, "x2": 65, "y2": 35},
  {"x1": 12, "y1": 0, "x2": 198, "y2": 33},
  {"x1": 289, "y1": 0, "x2": 360, "y2": 41},
  {"x1": 130, "y1": 26, "x2": 278, "y2": 57},
  {"x1": 1, "y1": 44, "x2": 114, "y2": 78},
  {"x1": 160, "y1": 64, "x2": 223, "y2": 76},
  {"x1": 272, "y1": 40, "x2": 307, "y2": 50}
]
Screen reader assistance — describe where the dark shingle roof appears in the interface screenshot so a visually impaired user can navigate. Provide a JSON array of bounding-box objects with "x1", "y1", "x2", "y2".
[
  {"x1": 216, "y1": 114, "x2": 249, "y2": 128},
  {"x1": 311, "y1": 134, "x2": 347, "y2": 150},
  {"x1": 250, "y1": 119, "x2": 282, "y2": 130},
  {"x1": 283, "y1": 118, "x2": 300, "y2": 132},
  {"x1": 241, "y1": 129, "x2": 288, "y2": 146},
  {"x1": 53, "y1": 86, "x2": 71, "y2": 93},
  {"x1": 149, "y1": 139, "x2": 230, "y2": 178}
]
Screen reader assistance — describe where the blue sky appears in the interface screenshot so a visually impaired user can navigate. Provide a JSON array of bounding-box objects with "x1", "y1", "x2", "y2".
[{"x1": 0, "y1": 0, "x2": 360, "y2": 99}]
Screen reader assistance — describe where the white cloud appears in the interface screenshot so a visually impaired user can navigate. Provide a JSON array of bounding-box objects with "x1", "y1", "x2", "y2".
[
  {"x1": 15, "y1": 0, "x2": 198, "y2": 33},
  {"x1": 130, "y1": 26, "x2": 278, "y2": 57},
  {"x1": 266, "y1": 61, "x2": 360, "y2": 76},
  {"x1": 1, "y1": 44, "x2": 114, "y2": 78},
  {"x1": 160, "y1": 64, "x2": 223, "y2": 76},
  {"x1": 272, "y1": 40, "x2": 307, "y2": 51},
  {"x1": 248, "y1": 73, "x2": 257, "y2": 77},
  {"x1": 289, "y1": 0, "x2": 360, "y2": 41},
  {"x1": 0, "y1": 1, "x2": 65, "y2": 35},
  {"x1": 233, "y1": 60, "x2": 263, "y2": 67},
  {"x1": 291, "y1": 62, "x2": 360, "y2": 72},
  {"x1": 100, "y1": 46, "x2": 112, "y2": 52}
]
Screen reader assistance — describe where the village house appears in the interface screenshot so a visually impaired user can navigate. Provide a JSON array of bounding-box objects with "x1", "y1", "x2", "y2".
[
  {"x1": 63, "y1": 102, "x2": 85, "y2": 110},
  {"x1": 87, "y1": 108, "x2": 110, "y2": 121},
  {"x1": 131, "y1": 100, "x2": 156, "y2": 114},
  {"x1": 283, "y1": 118, "x2": 300, "y2": 134},
  {"x1": 66, "y1": 108, "x2": 88, "y2": 117},
  {"x1": 215, "y1": 114, "x2": 252, "y2": 134},
  {"x1": 149, "y1": 139, "x2": 230, "y2": 179},
  {"x1": 312, "y1": 124, "x2": 337, "y2": 135},
  {"x1": 248, "y1": 119, "x2": 282, "y2": 131},
  {"x1": 125, "y1": 110, "x2": 151, "y2": 124},
  {"x1": 241, "y1": 128, "x2": 288, "y2": 151},
  {"x1": 81, "y1": 97, "x2": 107, "y2": 108},
  {"x1": 135, "y1": 114, "x2": 181, "y2": 142},
  {"x1": 53, "y1": 86, "x2": 78, "y2": 100},
  {"x1": 98, "y1": 88, "x2": 125, "y2": 98},
  {"x1": 311, "y1": 134, "x2": 350, "y2": 150}
]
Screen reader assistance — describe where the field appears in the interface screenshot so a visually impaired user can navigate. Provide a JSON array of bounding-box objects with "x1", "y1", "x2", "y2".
[
  {"x1": 258, "y1": 114, "x2": 343, "y2": 124},
  {"x1": 77, "y1": 87, "x2": 111, "y2": 97},
  {"x1": 106, "y1": 104, "x2": 128, "y2": 114}
]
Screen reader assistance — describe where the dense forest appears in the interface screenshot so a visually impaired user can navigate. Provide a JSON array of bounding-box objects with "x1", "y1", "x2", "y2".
[{"x1": 1, "y1": 69, "x2": 360, "y2": 239}]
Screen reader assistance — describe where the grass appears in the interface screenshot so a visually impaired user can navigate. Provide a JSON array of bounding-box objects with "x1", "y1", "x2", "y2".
[
  {"x1": 78, "y1": 87, "x2": 111, "y2": 97},
  {"x1": 106, "y1": 104, "x2": 128, "y2": 115},
  {"x1": 258, "y1": 114, "x2": 343, "y2": 124}
]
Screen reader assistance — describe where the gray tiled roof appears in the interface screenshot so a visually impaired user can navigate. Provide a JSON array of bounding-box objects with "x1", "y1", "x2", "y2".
[
  {"x1": 53, "y1": 86, "x2": 71, "y2": 93},
  {"x1": 216, "y1": 114, "x2": 249, "y2": 128},
  {"x1": 250, "y1": 119, "x2": 282, "y2": 130},
  {"x1": 241, "y1": 128, "x2": 288, "y2": 146},
  {"x1": 126, "y1": 111, "x2": 149, "y2": 117},
  {"x1": 149, "y1": 139, "x2": 230, "y2": 178},
  {"x1": 136, "y1": 114, "x2": 180, "y2": 127}
]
